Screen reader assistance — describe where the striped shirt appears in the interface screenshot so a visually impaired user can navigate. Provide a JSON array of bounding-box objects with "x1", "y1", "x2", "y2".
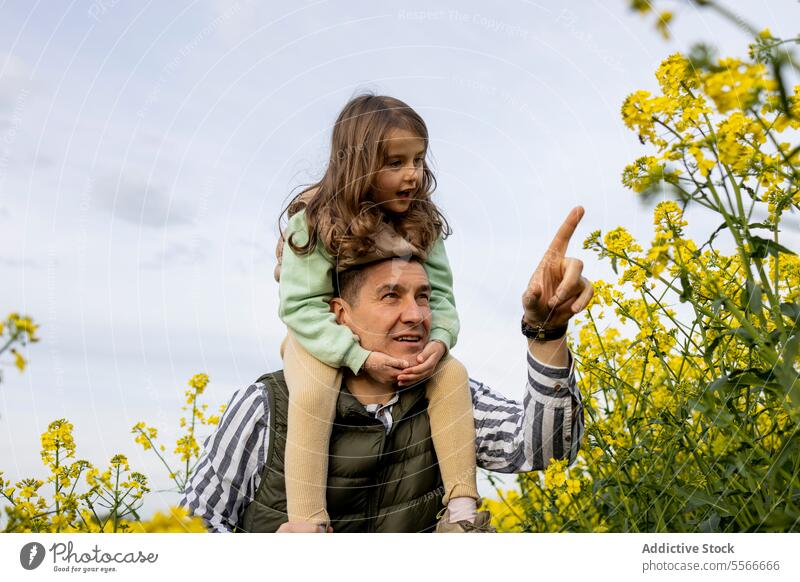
[{"x1": 180, "y1": 348, "x2": 584, "y2": 533}]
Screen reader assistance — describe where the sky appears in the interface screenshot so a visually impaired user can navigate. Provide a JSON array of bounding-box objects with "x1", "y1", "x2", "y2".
[{"x1": 1, "y1": 0, "x2": 799, "y2": 517}]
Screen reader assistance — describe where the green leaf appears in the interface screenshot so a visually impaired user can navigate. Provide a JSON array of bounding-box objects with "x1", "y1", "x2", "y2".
[
  {"x1": 725, "y1": 367, "x2": 784, "y2": 392},
  {"x1": 679, "y1": 272, "x2": 692, "y2": 302},
  {"x1": 675, "y1": 487, "x2": 733, "y2": 515},
  {"x1": 730, "y1": 327, "x2": 756, "y2": 345},
  {"x1": 748, "y1": 235, "x2": 797, "y2": 259},
  {"x1": 780, "y1": 302, "x2": 800, "y2": 333},
  {"x1": 741, "y1": 184, "x2": 758, "y2": 201},
  {"x1": 698, "y1": 513, "x2": 721, "y2": 532},
  {"x1": 711, "y1": 297, "x2": 724, "y2": 315},
  {"x1": 706, "y1": 374, "x2": 730, "y2": 395},
  {"x1": 741, "y1": 277, "x2": 763, "y2": 316},
  {"x1": 780, "y1": 333, "x2": 800, "y2": 365},
  {"x1": 704, "y1": 331, "x2": 731, "y2": 365},
  {"x1": 707, "y1": 221, "x2": 728, "y2": 246},
  {"x1": 746, "y1": 221, "x2": 775, "y2": 230}
]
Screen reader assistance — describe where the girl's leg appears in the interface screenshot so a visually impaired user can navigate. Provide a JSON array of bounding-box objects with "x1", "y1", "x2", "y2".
[
  {"x1": 424, "y1": 355, "x2": 480, "y2": 510},
  {"x1": 281, "y1": 331, "x2": 342, "y2": 526}
]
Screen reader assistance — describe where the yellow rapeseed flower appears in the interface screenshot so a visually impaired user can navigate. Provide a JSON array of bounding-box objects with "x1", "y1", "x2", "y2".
[
  {"x1": 127, "y1": 507, "x2": 207, "y2": 533},
  {"x1": 702, "y1": 58, "x2": 773, "y2": 113},
  {"x1": 655, "y1": 11, "x2": 673, "y2": 40},
  {"x1": 188, "y1": 373, "x2": 210, "y2": 393},
  {"x1": 11, "y1": 349, "x2": 26, "y2": 372},
  {"x1": 40, "y1": 419, "x2": 76, "y2": 465},
  {"x1": 566, "y1": 478, "x2": 582, "y2": 495},
  {"x1": 656, "y1": 53, "x2": 696, "y2": 96},
  {"x1": 174, "y1": 435, "x2": 199, "y2": 463},
  {"x1": 544, "y1": 459, "x2": 568, "y2": 490},
  {"x1": 603, "y1": 227, "x2": 642, "y2": 255},
  {"x1": 110, "y1": 454, "x2": 130, "y2": 471},
  {"x1": 12, "y1": 315, "x2": 39, "y2": 341}
]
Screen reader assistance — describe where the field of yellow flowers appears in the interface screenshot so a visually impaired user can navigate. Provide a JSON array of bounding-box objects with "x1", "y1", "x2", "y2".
[
  {"x1": 0, "y1": 371, "x2": 220, "y2": 532},
  {"x1": 486, "y1": 3, "x2": 800, "y2": 532}
]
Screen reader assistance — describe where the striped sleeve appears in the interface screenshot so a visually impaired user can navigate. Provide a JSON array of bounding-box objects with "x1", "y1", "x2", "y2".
[
  {"x1": 471, "y1": 348, "x2": 583, "y2": 473},
  {"x1": 179, "y1": 381, "x2": 271, "y2": 533}
]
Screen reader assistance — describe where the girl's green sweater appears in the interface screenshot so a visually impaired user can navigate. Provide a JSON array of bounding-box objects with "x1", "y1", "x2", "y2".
[{"x1": 278, "y1": 210, "x2": 460, "y2": 374}]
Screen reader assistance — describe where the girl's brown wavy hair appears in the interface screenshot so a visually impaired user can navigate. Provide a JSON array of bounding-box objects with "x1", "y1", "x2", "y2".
[{"x1": 280, "y1": 93, "x2": 451, "y2": 264}]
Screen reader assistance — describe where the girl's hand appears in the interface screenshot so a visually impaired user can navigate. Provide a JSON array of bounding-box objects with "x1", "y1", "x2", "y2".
[
  {"x1": 363, "y1": 351, "x2": 409, "y2": 384},
  {"x1": 396, "y1": 341, "x2": 446, "y2": 386}
]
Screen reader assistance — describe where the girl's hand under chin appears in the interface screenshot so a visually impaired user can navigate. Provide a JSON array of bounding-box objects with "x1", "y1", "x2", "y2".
[
  {"x1": 396, "y1": 340, "x2": 447, "y2": 387},
  {"x1": 362, "y1": 351, "x2": 409, "y2": 385}
]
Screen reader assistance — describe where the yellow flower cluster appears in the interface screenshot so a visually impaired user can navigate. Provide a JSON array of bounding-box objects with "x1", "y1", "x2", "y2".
[
  {"x1": 132, "y1": 422, "x2": 159, "y2": 451},
  {"x1": 622, "y1": 156, "x2": 680, "y2": 194},
  {"x1": 618, "y1": 45, "x2": 798, "y2": 231},
  {"x1": 40, "y1": 419, "x2": 76, "y2": 466},
  {"x1": 11, "y1": 349, "x2": 26, "y2": 372},
  {"x1": 493, "y1": 168, "x2": 799, "y2": 531},
  {"x1": 131, "y1": 373, "x2": 225, "y2": 492},
  {"x1": 703, "y1": 58, "x2": 775, "y2": 114},
  {"x1": 1, "y1": 419, "x2": 163, "y2": 532},
  {"x1": 6, "y1": 313, "x2": 40, "y2": 342},
  {"x1": 2, "y1": 313, "x2": 40, "y2": 374},
  {"x1": 1, "y1": 343, "x2": 224, "y2": 532},
  {"x1": 486, "y1": 458, "x2": 608, "y2": 532},
  {"x1": 126, "y1": 507, "x2": 207, "y2": 533},
  {"x1": 188, "y1": 373, "x2": 210, "y2": 395},
  {"x1": 174, "y1": 435, "x2": 199, "y2": 463},
  {"x1": 628, "y1": 0, "x2": 675, "y2": 40}
]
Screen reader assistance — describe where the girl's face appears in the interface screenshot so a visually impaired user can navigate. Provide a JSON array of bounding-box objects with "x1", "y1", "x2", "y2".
[{"x1": 372, "y1": 127, "x2": 426, "y2": 215}]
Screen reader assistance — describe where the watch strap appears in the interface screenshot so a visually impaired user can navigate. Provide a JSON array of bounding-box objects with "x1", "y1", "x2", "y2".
[{"x1": 521, "y1": 317, "x2": 568, "y2": 341}]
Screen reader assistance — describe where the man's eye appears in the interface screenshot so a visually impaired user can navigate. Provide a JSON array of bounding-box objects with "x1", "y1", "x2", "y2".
[
  {"x1": 417, "y1": 295, "x2": 430, "y2": 304},
  {"x1": 383, "y1": 292, "x2": 399, "y2": 299}
]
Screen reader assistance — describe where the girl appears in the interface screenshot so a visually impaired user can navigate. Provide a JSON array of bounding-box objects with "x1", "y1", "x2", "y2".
[{"x1": 275, "y1": 93, "x2": 483, "y2": 531}]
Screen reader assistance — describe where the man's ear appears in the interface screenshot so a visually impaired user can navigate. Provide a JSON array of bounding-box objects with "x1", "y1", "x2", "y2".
[{"x1": 329, "y1": 297, "x2": 349, "y2": 325}]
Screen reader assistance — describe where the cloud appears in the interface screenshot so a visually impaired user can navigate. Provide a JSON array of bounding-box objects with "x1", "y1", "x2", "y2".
[
  {"x1": 140, "y1": 237, "x2": 212, "y2": 269},
  {"x1": 0, "y1": 53, "x2": 32, "y2": 116},
  {"x1": 227, "y1": 234, "x2": 285, "y2": 276},
  {"x1": 0, "y1": 256, "x2": 46, "y2": 269},
  {"x1": 96, "y1": 171, "x2": 191, "y2": 228},
  {"x1": 211, "y1": 0, "x2": 262, "y2": 47}
]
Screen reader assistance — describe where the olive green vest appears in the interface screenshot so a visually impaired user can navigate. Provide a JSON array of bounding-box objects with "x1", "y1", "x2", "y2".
[{"x1": 239, "y1": 370, "x2": 443, "y2": 533}]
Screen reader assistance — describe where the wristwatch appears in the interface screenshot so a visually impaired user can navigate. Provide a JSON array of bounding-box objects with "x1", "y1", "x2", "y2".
[{"x1": 521, "y1": 317, "x2": 568, "y2": 341}]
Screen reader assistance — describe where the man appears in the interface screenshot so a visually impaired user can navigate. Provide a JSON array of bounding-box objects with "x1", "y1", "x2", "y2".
[{"x1": 180, "y1": 207, "x2": 593, "y2": 532}]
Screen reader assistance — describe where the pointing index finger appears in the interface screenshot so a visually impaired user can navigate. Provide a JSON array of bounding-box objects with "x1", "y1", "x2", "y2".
[{"x1": 546, "y1": 206, "x2": 585, "y2": 257}]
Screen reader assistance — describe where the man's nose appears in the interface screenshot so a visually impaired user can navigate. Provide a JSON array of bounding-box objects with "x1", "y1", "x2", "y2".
[{"x1": 399, "y1": 296, "x2": 426, "y2": 324}]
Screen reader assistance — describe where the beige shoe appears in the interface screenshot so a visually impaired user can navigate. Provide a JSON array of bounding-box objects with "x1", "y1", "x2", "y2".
[{"x1": 435, "y1": 507, "x2": 497, "y2": 533}]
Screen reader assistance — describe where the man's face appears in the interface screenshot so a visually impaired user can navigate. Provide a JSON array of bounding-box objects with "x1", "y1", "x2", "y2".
[{"x1": 334, "y1": 259, "x2": 432, "y2": 363}]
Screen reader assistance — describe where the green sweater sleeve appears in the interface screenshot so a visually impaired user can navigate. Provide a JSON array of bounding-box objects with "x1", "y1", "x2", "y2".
[
  {"x1": 424, "y1": 236, "x2": 460, "y2": 350},
  {"x1": 277, "y1": 211, "x2": 371, "y2": 374}
]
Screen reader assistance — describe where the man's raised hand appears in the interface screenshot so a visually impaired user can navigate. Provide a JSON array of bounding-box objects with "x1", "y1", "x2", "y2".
[{"x1": 522, "y1": 206, "x2": 594, "y2": 328}]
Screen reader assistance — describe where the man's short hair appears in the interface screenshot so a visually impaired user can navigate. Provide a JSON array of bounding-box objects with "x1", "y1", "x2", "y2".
[{"x1": 333, "y1": 255, "x2": 421, "y2": 305}]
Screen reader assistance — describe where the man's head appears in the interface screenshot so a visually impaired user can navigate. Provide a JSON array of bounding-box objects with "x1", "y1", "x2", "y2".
[{"x1": 331, "y1": 257, "x2": 432, "y2": 363}]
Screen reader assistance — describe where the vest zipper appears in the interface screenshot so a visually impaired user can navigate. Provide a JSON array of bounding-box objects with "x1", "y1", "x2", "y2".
[{"x1": 366, "y1": 429, "x2": 388, "y2": 533}]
